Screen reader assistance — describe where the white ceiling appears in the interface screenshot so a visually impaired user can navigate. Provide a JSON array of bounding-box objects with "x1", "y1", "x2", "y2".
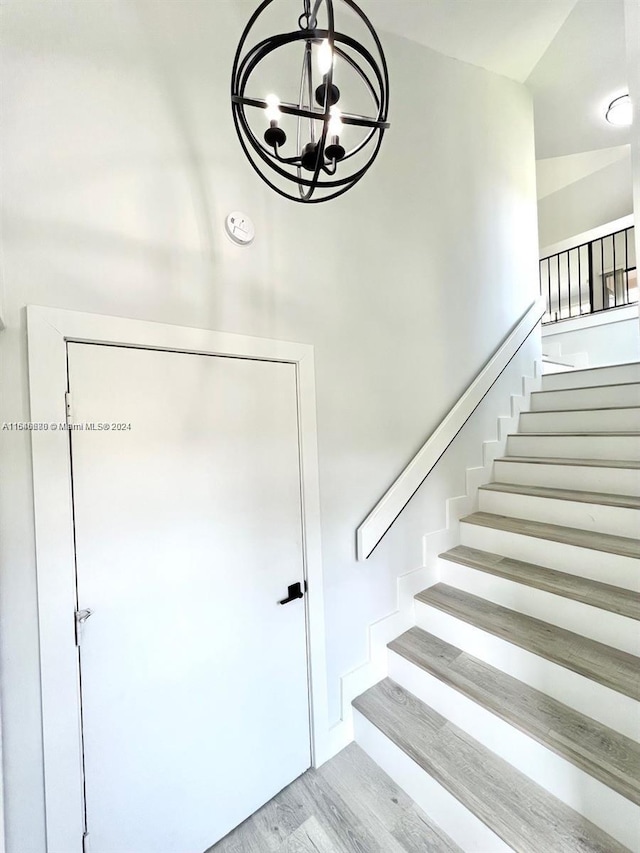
[
  {"x1": 536, "y1": 145, "x2": 630, "y2": 199},
  {"x1": 526, "y1": 0, "x2": 630, "y2": 159},
  {"x1": 526, "y1": 0, "x2": 630, "y2": 221},
  {"x1": 363, "y1": 0, "x2": 578, "y2": 83}
]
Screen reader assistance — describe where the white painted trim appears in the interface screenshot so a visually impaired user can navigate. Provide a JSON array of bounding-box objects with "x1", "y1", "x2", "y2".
[
  {"x1": 542, "y1": 303, "x2": 639, "y2": 336},
  {"x1": 325, "y1": 563, "x2": 440, "y2": 758},
  {"x1": 356, "y1": 298, "x2": 546, "y2": 561},
  {"x1": 325, "y1": 359, "x2": 543, "y2": 758},
  {"x1": 539, "y1": 214, "x2": 635, "y2": 259},
  {"x1": 26, "y1": 305, "x2": 330, "y2": 853}
]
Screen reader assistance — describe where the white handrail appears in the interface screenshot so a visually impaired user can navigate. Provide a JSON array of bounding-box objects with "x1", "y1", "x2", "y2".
[{"x1": 356, "y1": 296, "x2": 547, "y2": 561}]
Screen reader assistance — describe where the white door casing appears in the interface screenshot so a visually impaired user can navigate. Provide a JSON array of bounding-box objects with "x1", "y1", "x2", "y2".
[{"x1": 26, "y1": 306, "x2": 329, "y2": 853}]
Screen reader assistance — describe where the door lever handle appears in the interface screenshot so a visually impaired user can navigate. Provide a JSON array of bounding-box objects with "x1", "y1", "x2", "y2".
[{"x1": 279, "y1": 582, "x2": 304, "y2": 605}]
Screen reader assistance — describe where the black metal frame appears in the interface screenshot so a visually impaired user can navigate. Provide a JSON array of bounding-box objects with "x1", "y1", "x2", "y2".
[
  {"x1": 231, "y1": 0, "x2": 390, "y2": 203},
  {"x1": 539, "y1": 226, "x2": 636, "y2": 324}
]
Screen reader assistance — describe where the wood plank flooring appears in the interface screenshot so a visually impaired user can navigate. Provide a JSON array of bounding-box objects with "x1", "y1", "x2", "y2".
[
  {"x1": 439, "y1": 544, "x2": 640, "y2": 619},
  {"x1": 388, "y1": 627, "x2": 640, "y2": 805},
  {"x1": 353, "y1": 680, "x2": 628, "y2": 853},
  {"x1": 461, "y1": 511, "x2": 640, "y2": 559},
  {"x1": 205, "y1": 743, "x2": 461, "y2": 853},
  {"x1": 416, "y1": 584, "x2": 640, "y2": 699}
]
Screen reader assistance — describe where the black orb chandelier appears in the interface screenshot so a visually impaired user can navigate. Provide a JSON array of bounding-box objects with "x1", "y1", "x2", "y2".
[{"x1": 230, "y1": 0, "x2": 390, "y2": 203}]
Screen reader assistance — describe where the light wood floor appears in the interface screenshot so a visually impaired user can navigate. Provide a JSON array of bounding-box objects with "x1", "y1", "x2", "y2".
[{"x1": 205, "y1": 742, "x2": 460, "y2": 853}]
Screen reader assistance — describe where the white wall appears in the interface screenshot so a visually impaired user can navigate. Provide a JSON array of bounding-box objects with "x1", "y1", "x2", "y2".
[
  {"x1": 0, "y1": 2, "x2": 539, "y2": 850},
  {"x1": 539, "y1": 214, "x2": 634, "y2": 259},
  {"x1": 537, "y1": 154, "x2": 634, "y2": 250},
  {"x1": 542, "y1": 309, "x2": 640, "y2": 367}
]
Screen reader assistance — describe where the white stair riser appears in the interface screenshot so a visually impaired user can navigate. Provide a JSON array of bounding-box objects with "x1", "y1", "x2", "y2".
[
  {"x1": 520, "y1": 408, "x2": 640, "y2": 434},
  {"x1": 387, "y1": 652, "x2": 639, "y2": 850},
  {"x1": 493, "y1": 460, "x2": 640, "y2": 497},
  {"x1": 542, "y1": 343, "x2": 563, "y2": 361},
  {"x1": 414, "y1": 601, "x2": 639, "y2": 739},
  {"x1": 440, "y1": 560, "x2": 639, "y2": 655},
  {"x1": 542, "y1": 362, "x2": 575, "y2": 375},
  {"x1": 531, "y1": 383, "x2": 640, "y2": 411},
  {"x1": 353, "y1": 710, "x2": 512, "y2": 853},
  {"x1": 541, "y1": 363, "x2": 640, "y2": 391},
  {"x1": 507, "y1": 433, "x2": 640, "y2": 461},
  {"x1": 460, "y1": 522, "x2": 639, "y2": 591},
  {"x1": 479, "y1": 489, "x2": 640, "y2": 538}
]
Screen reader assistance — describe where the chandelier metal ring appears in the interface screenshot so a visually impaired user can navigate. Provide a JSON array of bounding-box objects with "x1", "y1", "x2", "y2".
[{"x1": 230, "y1": 0, "x2": 390, "y2": 203}]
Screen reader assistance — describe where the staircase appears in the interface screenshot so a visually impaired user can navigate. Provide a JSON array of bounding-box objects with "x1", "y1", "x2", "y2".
[{"x1": 353, "y1": 362, "x2": 640, "y2": 852}]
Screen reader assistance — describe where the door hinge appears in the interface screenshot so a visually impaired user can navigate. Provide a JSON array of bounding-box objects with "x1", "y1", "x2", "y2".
[
  {"x1": 74, "y1": 609, "x2": 93, "y2": 646},
  {"x1": 65, "y1": 391, "x2": 72, "y2": 424}
]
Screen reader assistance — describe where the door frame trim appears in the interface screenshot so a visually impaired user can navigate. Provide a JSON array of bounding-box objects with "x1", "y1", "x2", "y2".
[{"x1": 27, "y1": 305, "x2": 330, "y2": 853}]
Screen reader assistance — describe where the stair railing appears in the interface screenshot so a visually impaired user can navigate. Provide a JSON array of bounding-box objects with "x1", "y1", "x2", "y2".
[
  {"x1": 539, "y1": 225, "x2": 637, "y2": 324},
  {"x1": 356, "y1": 296, "x2": 547, "y2": 561}
]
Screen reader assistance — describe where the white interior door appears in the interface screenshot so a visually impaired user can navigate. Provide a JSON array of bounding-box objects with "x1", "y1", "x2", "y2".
[{"x1": 67, "y1": 342, "x2": 311, "y2": 853}]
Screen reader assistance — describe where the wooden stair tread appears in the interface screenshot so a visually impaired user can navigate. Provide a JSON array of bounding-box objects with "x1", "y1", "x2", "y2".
[
  {"x1": 415, "y1": 585, "x2": 640, "y2": 699},
  {"x1": 542, "y1": 362, "x2": 639, "y2": 377},
  {"x1": 439, "y1": 545, "x2": 640, "y2": 620},
  {"x1": 524, "y1": 405, "x2": 640, "y2": 413},
  {"x1": 353, "y1": 679, "x2": 628, "y2": 853},
  {"x1": 479, "y1": 482, "x2": 640, "y2": 510},
  {"x1": 533, "y1": 380, "x2": 640, "y2": 394},
  {"x1": 496, "y1": 455, "x2": 640, "y2": 469},
  {"x1": 508, "y1": 431, "x2": 640, "y2": 436},
  {"x1": 388, "y1": 627, "x2": 640, "y2": 806},
  {"x1": 461, "y1": 511, "x2": 640, "y2": 559}
]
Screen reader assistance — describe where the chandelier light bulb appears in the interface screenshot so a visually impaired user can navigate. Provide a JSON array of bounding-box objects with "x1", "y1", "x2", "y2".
[
  {"x1": 328, "y1": 106, "x2": 343, "y2": 136},
  {"x1": 318, "y1": 39, "x2": 333, "y2": 75},
  {"x1": 325, "y1": 106, "x2": 346, "y2": 161},
  {"x1": 263, "y1": 93, "x2": 287, "y2": 148},
  {"x1": 605, "y1": 94, "x2": 632, "y2": 127},
  {"x1": 265, "y1": 93, "x2": 282, "y2": 123}
]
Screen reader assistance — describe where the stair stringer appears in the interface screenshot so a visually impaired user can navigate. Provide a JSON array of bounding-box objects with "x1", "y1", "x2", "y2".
[{"x1": 324, "y1": 359, "x2": 543, "y2": 760}]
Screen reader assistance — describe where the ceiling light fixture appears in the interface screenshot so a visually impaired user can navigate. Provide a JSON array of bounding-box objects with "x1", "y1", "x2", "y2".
[
  {"x1": 230, "y1": 0, "x2": 391, "y2": 203},
  {"x1": 605, "y1": 94, "x2": 633, "y2": 127}
]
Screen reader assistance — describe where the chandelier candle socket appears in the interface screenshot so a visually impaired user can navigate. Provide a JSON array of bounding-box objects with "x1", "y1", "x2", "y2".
[{"x1": 231, "y1": 0, "x2": 391, "y2": 203}]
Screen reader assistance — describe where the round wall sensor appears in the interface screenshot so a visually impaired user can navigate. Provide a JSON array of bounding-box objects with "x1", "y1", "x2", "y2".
[{"x1": 225, "y1": 211, "x2": 255, "y2": 245}]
